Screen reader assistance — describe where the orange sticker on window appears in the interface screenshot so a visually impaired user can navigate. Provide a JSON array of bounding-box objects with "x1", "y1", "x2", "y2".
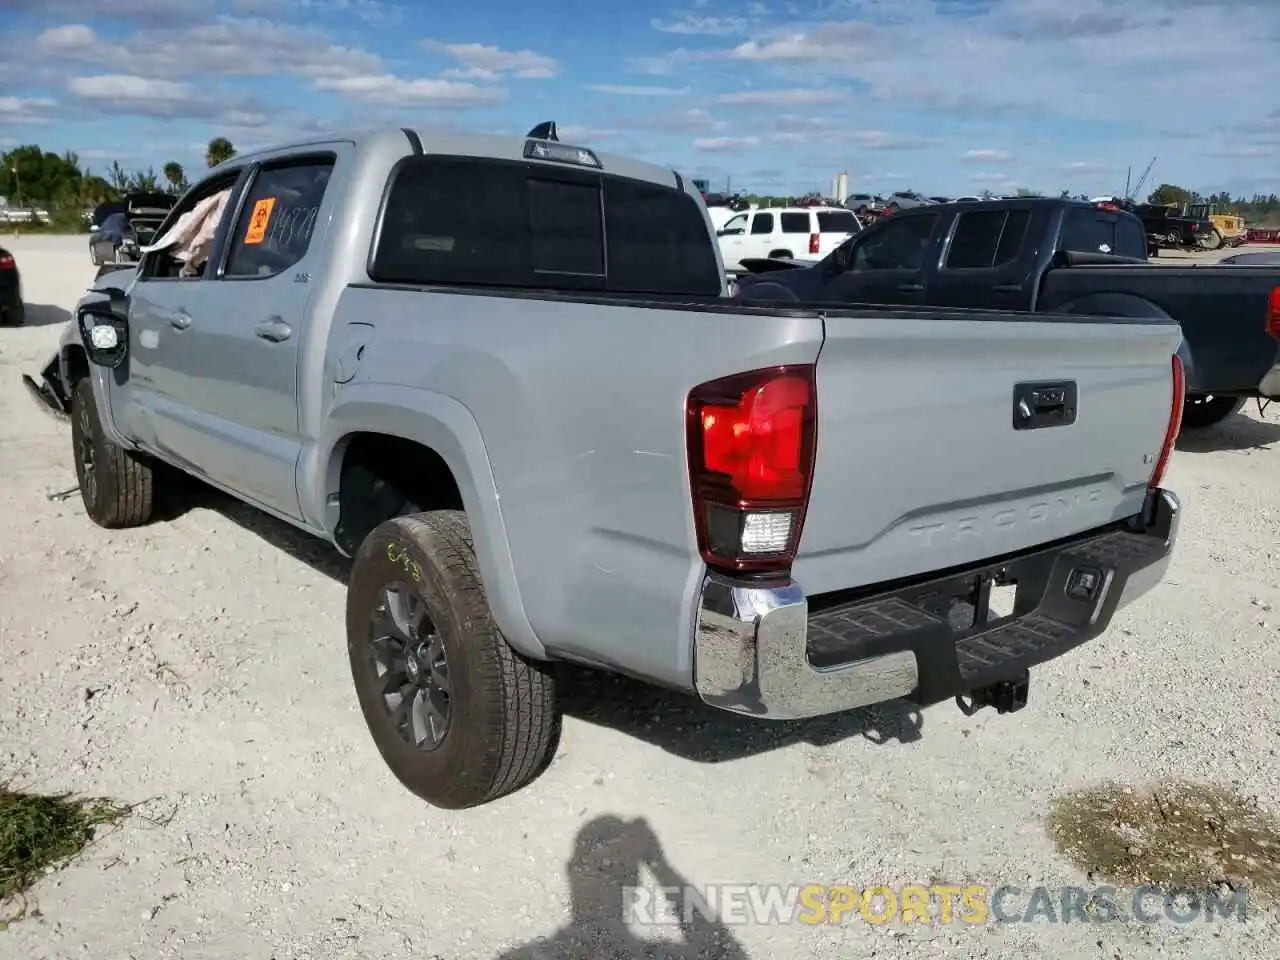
[{"x1": 243, "y1": 197, "x2": 276, "y2": 245}]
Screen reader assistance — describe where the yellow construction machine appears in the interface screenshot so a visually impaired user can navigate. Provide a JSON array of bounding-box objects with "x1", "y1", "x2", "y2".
[{"x1": 1186, "y1": 203, "x2": 1247, "y2": 247}]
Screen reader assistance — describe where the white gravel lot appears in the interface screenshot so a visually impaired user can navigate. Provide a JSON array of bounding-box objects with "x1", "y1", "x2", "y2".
[{"x1": 1, "y1": 234, "x2": 1279, "y2": 959}]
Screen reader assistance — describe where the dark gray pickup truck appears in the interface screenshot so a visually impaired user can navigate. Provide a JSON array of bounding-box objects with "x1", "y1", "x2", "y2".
[{"x1": 735, "y1": 198, "x2": 1280, "y2": 430}]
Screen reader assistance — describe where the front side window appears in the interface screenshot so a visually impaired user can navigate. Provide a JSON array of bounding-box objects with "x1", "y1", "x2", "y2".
[
  {"x1": 138, "y1": 171, "x2": 241, "y2": 280},
  {"x1": 852, "y1": 214, "x2": 939, "y2": 271}
]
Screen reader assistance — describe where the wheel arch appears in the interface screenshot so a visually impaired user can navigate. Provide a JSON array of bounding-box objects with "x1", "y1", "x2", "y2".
[{"x1": 316, "y1": 385, "x2": 546, "y2": 659}]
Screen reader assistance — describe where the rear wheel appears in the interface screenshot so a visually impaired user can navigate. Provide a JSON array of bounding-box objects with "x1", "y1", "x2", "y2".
[
  {"x1": 70, "y1": 379, "x2": 155, "y2": 527},
  {"x1": 1181, "y1": 394, "x2": 1245, "y2": 430},
  {"x1": 768, "y1": 249, "x2": 794, "y2": 259},
  {"x1": 346, "y1": 511, "x2": 561, "y2": 809}
]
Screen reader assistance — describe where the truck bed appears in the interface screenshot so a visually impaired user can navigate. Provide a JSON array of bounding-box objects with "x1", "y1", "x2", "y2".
[
  {"x1": 329, "y1": 285, "x2": 1181, "y2": 686},
  {"x1": 1039, "y1": 263, "x2": 1280, "y2": 395}
]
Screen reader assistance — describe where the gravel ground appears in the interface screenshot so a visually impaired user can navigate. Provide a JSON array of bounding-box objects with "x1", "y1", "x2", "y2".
[{"x1": 2, "y1": 234, "x2": 1279, "y2": 959}]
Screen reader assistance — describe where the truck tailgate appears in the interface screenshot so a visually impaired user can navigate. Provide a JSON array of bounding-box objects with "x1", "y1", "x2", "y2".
[{"x1": 792, "y1": 310, "x2": 1181, "y2": 595}]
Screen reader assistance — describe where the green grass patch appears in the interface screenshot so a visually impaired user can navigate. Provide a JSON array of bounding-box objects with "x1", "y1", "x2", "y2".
[{"x1": 0, "y1": 786, "x2": 132, "y2": 929}]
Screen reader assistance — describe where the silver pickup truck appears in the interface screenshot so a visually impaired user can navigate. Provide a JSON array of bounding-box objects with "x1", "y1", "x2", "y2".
[{"x1": 23, "y1": 124, "x2": 1185, "y2": 809}]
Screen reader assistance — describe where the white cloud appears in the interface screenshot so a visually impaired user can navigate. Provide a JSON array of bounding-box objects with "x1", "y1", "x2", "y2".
[
  {"x1": 679, "y1": 0, "x2": 1280, "y2": 132},
  {"x1": 962, "y1": 149, "x2": 1012, "y2": 163},
  {"x1": 715, "y1": 88, "x2": 845, "y2": 105},
  {"x1": 651, "y1": 15, "x2": 749, "y2": 35},
  {"x1": 694, "y1": 136, "x2": 762, "y2": 152},
  {"x1": 588, "y1": 84, "x2": 690, "y2": 96},
  {"x1": 425, "y1": 41, "x2": 559, "y2": 79},
  {"x1": 36, "y1": 21, "x2": 384, "y2": 81},
  {"x1": 312, "y1": 74, "x2": 506, "y2": 106},
  {"x1": 0, "y1": 96, "x2": 56, "y2": 124},
  {"x1": 67, "y1": 75, "x2": 190, "y2": 101}
]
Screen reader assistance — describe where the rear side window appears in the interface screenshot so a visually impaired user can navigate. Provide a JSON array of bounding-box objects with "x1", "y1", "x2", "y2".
[
  {"x1": 817, "y1": 211, "x2": 858, "y2": 233},
  {"x1": 602, "y1": 176, "x2": 721, "y2": 295},
  {"x1": 945, "y1": 209, "x2": 1030, "y2": 269},
  {"x1": 225, "y1": 158, "x2": 334, "y2": 279},
  {"x1": 1060, "y1": 209, "x2": 1116, "y2": 255},
  {"x1": 370, "y1": 156, "x2": 720, "y2": 296},
  {"x1": 750, "y1": 213, "x2": 773, "y2": 234},
  {"x1": 780, "y1": 212, "x2": 810, "y2": 234},
  {"x1": 1114, "y1": 214, "x2": 1147, "y2": 259}
]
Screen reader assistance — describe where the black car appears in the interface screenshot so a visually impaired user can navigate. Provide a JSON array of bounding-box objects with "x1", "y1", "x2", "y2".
[
  {"x1": 0, "y1": 245, "x2": 22, "y2": 325},
  {"x1": 88, "y1": 192, "x2": 175, "y2": 266}
]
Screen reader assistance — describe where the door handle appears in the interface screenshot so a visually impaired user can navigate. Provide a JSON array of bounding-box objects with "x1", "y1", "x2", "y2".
[
  {"x1": 170, "y1": 310, "x2": 193, "y2": 330},
  {"x1": 992, "y1": 284, "x2": 1022, "y2": 293},
  {"x1": 897, "y1": 282, "x2": 924, "y2": 293},
  {"x1": 254, "y1": 317, "x2": 292, "y2": 343}
]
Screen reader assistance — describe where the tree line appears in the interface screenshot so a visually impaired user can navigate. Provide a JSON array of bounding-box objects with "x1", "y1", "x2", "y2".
[{"x1": 0, "y1": 137, "x2": 239, "y2": 228}]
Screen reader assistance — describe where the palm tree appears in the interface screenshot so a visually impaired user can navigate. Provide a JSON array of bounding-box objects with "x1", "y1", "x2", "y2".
[
  {"x1": 163, "y1": 161, "x2": 185, "y2": 193},
  {"x1": 107, "y1": 160, "x2": 130, "y2": 193},
  {"x1": 206, "y1": 137, "x2": 236, "y2": 168}
]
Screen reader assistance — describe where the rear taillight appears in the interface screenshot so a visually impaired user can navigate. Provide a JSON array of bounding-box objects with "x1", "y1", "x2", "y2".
[
  {"x1": 1267, "y1": 287, "x2": 1280, "y2": 340},
  {"x1": 1190, "y1": 223, "x2": 1198, "y2": 232},
  {"x1": 1149, "y1": 354, "x2": 1185, "y2": 490},
  {"x1": 686, "y1": 365, "x2": 818, "y2": 575},
  {"x1": 0, "y1": 254, "x2": 13, "y2": 269},
  {"x1": 809, "y1": 232, "x2": 820, "y2": 255}
]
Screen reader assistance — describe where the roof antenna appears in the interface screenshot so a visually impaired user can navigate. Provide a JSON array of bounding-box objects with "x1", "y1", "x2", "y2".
[{"x1": 526, "y1": 121, "x2": 558, "y2": 141}]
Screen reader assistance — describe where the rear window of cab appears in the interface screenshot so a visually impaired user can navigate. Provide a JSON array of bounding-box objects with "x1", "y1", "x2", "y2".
[{"x1": 370, "y1": 155, "x2": 722, "y2": 297}]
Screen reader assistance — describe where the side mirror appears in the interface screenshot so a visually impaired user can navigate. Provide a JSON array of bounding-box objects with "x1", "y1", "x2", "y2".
[
  {"x1": 718, "y1": 228, "x2": 743, "y2": 237},
  {"x1": 77, "y1": 287, "x2": 130, "y2": 369}
]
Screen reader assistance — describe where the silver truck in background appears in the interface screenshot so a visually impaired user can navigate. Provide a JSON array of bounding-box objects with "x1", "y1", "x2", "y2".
[{"x1": 23, "y1": 124, "x2": 1185, "y2": 809}]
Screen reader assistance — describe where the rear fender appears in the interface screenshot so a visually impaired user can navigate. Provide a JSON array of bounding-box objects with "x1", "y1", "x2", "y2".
[{"x1": 313, "y1": 383, "x2": 545, "y2": 660}]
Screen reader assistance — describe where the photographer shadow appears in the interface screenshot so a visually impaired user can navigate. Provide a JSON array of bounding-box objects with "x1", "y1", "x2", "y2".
[{"x1": 496, "y1": 815, "x2": 751, "y2": 960}]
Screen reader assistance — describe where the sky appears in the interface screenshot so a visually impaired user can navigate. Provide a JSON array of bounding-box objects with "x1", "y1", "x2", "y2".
[{"x1": 1, "y1": 0, "x2": 1277, "y2": 199}]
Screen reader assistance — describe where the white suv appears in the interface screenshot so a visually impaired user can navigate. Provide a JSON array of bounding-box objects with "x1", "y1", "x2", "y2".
[{"x1": 716, "y1": 206, "x2": 861, "y2": 272}]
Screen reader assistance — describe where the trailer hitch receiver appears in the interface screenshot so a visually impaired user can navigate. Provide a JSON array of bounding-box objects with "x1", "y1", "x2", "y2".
[{"x1": 956, "y1": 671, "x2": 1030, "y2": 716}]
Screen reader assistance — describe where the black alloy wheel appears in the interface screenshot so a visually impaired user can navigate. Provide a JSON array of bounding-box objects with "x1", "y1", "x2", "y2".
[{"x1": 366, "y1": 582, "x2": 452, "y2": 750}]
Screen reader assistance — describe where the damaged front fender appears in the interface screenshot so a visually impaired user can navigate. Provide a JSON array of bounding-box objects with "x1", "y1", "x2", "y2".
[{"x1": 22, "y1": 352, "x2": 71, "y2": 421}]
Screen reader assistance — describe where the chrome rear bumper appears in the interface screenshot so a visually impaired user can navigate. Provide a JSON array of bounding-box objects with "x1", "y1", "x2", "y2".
[{"x1": 693, "y1": 488, "x2": 1180, "y2": 720}]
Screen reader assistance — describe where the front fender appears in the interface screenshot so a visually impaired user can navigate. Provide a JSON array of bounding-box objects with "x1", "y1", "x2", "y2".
[
  {"x1": 311, "y1": 383, "x2": 545, "y2": 659},
  {"x1": 56, "y1": 291, "x2": 134, "y2": 447}
]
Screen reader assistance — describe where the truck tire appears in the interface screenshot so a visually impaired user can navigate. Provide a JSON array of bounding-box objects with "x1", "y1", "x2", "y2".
[
  {"x1": 1199, "y1": 228, "x2": 1224, "y2": 251},
  {"x1": 1181, "y1": 394, "x2": 1245, "y2": 431},
  {"x1": 346, "y1": 510, "x2": 561, "y2": 809},
  {"x1": 70, "y1": 379, "x2": 155, "y2": 527},
  {"x1": 768, "y1": 249, "x2": 794, "y2": 260}
]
